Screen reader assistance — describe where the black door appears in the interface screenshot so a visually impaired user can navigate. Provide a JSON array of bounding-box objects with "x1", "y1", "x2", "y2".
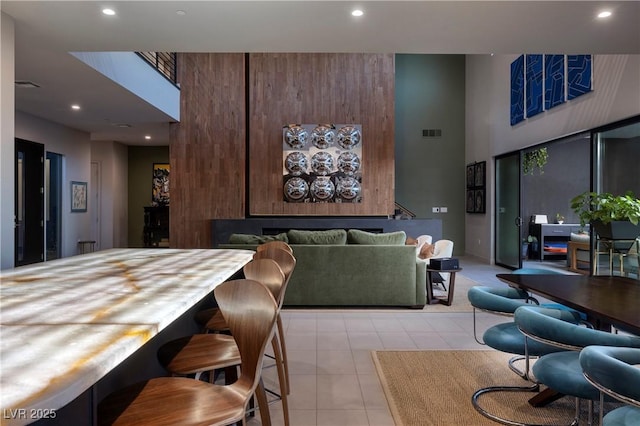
[{"x1": 15, "y1": 138, "x2": 45, "y2": 266}]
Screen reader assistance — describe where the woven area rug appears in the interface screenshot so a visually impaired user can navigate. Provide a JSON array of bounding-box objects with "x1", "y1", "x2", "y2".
[{"x1": 372, "y1": 350, "x2": 614, "y2": 426}]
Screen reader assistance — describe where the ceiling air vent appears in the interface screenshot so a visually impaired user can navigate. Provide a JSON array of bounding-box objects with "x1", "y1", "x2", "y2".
[
  {"x1": 15, "y1": 80, "x2": 40, "y2": 89},
  {"x1": 422, "y1": 129, "x2": 442, "y2": 138}
]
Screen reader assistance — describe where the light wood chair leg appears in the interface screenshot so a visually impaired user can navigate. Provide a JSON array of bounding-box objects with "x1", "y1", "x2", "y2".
[
  {"x1": 276, "y1": 314, "x2": 290, "y2": 394},
  {"x1": 255, "y1": 379, "x2": 272, "y2": 426},
  {"x1": 270, "y1": 335, "x2": 290, "y2": 426}
]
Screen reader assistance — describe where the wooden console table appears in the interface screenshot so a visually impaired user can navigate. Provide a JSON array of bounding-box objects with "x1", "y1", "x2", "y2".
[{"x1": 530, "y1": 223, "x2": 585, "y2": 261}]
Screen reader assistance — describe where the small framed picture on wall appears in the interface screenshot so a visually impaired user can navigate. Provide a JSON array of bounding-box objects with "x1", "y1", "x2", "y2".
[
  {"x1": 474, "y1": 161, "x2": 486, "y2": 188},
  {"x1": 466, "y1": 190, "x2": 475, "y2": 213},
  {"x1": 474, "y1": 189, "x2": 486, "y2": 214},
  {"x1": 466, "y1": 164, "x2": 475, "y2": 188},
  {"x1": 71, "y1": 181, "x2": 87, "y2": 212}
]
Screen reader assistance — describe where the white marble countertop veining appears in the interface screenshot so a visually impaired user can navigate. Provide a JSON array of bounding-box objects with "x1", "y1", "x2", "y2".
[{"x1": 0, "y1": 248, "x2": 254, "y2": 425}]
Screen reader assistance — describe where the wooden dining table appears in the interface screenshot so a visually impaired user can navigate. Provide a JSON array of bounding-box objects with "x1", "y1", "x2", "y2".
[
  {"x1": 0, "y1": 248, "x2": 254, "y2": 426},
  {"x1": 497, "y1": 272, "x2": 640, "y2": 406},
  {"x1": 497, "y1": 273, "x2": 640, "y2": 334}
]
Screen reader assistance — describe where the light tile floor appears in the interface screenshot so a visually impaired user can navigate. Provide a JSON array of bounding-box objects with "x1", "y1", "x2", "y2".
[{"x1": 249, "y1": 256, "x2": 567, "y2": 426}]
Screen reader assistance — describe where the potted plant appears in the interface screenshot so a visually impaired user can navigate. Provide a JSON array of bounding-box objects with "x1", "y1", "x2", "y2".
[
  {"x1": 527, "y1": 235, "x2": 539, "y2": 259},
  {"x1": 521, "y1": 235, "x2": 539, "y2": 259},
  {"x1": 570, "y1": 191, "x2": 640, "y2": 239},
  {"x1": 556, "y1": 213, "x2": 565, "y2": 224},
  {"x1": 522, "y1": 147, "x2": 548, "y2": 175},
  {"x1": 521, "y1": 238, "x2": 529, "y2": 259}
]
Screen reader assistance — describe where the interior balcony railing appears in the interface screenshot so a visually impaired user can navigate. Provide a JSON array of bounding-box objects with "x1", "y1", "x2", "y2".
[{"x1": 136, "y1": 52, "x2": 178, "y2": 86}]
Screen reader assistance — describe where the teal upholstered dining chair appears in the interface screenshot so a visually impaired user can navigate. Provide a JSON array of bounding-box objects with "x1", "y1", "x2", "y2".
[
  {"x1": 467, "y1": 285, "x2": 538, "y2": 346},
  {"x1": 514, "y1": 306, "x2": 640, "y2": 426},
  {"x1": 512, "y1": 268, "x2": 588, "y2": 320},
  {"x1": 580, "y1": 345, "x2": 640, "y2": 426},
  {"x1": 468, "y1": 286, "x2": 579, "y2": 424}
]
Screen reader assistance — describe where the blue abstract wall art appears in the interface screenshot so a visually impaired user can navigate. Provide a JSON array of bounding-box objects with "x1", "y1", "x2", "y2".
[
  {"x1": 510, "y1": 55, "x2": 525, "y2": 125},
  {"x1": 544, "y1": 54, "x2": 565, "y2": 110},
  {"x1": 567, "y1": 54, "x2": 593, "y2": 100},
  {"x1": 511, "y1": 53, "x2": 594, "y2": 126},
  {"x1": 526, "y1": 54, "x2": 544, "y2": 118}
]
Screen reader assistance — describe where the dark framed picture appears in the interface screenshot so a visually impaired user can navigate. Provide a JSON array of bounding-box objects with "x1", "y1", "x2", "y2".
[
  {"x1": 466, "y1": 190, "x2": 475, "y2": 213},
  {"x1": 474, "y1": 161, "x2": 486, "y2": 188},
  {"x1": 474, "y1": 189, "x2": 486, "y2": 214},
  {"x1": 71, "y1": 181, "x2": 87, "y2": 212},
  {"x1": 466, "y1": 164, "x2": 475, "y2": 188},
  {"x1": 152, "y1": 163, "x2": 170, "y2": 206}
]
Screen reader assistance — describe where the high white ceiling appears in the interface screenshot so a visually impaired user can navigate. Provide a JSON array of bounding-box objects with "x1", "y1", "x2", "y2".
[{"x1": 4, "y1": 1, "x2": 639, "y2": 145}]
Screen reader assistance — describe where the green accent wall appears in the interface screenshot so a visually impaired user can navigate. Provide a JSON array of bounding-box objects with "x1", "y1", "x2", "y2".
[
  {"x1": 395, "y1": 54, "x2": 466, "y2": 251},
  {"x1": 127, "y1": 146, "x2": 169, "y2": 247}
]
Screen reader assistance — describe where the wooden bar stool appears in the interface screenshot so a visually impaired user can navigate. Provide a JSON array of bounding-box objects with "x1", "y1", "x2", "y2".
[
  {"x1": 184, "y1": 259, "x2": 292, "y2": 425},
  {"x1": 252, "y1": 248, "x2": 296, "y2": 395},
  {"x1": 256, "y1": 240, "x2": 293, "y2": 255},
  {"x1": 98, "y1": 279, "x2": 278, "y2": 426}
]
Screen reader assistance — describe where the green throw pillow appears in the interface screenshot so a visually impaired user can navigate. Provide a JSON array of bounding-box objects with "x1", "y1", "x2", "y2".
[
  {"x1": 347, "y1": 229, "x2": 407, "y2": 245},
  {"x1": 228, "y1": 233, "x2": 289, "y2": 244},
  {"x1": 287, "y1": 229, "x2": 347, "y2": 245}
]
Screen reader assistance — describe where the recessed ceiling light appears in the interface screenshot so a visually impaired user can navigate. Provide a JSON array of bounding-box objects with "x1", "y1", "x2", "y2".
[
  {"x1": 176, "y1": 10, "x2": 186, "y2": 16},
  {"x1": 145, "y1": 135, "x2": 152, "y2": 140},
  {"x1": 102, "y1": 8, "x2": 116, "y2": 16},
  {"x1": 351, "y1": 9, "x2": 364, "y2": 17},
  {"x1": 597, "y1": 10, "x2": 612, "y2": 18},
  {"x1": 71, "y1": 104, "x2": 81, "y2": 110}
]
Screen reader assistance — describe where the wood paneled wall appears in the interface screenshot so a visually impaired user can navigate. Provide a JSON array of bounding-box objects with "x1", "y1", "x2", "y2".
[
  {"x1": 170, "y1": 53, "x2": 246, "y2": 248},
  {"x1": 248, "y1": 53, "x2": 395, "y2": 216},
  {"x1": 170, "y1": 53, "x2": 396, "y2": 247}
]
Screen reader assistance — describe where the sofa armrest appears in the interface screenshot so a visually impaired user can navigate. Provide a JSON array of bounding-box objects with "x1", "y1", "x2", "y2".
[{"x1": 415, "y1": 259, "x2": 427, "y2": 305}]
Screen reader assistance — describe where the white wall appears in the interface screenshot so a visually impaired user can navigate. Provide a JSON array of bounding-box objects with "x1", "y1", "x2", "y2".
[
  {"x1": 15, "y1": 111, "x2": 93, "y2": 259},
  {"x1": 71, "y1": 51, "x2": 180, "y2": 121},
  {"x1": 1, "y1": 12, "x2": 16, "y2": 269},
  {"x1": 2, "y1": 12, "x2": 128, "y2": 269},
  {"x1": 465, "y1": 54, "x2": 640, "y2": 262},
  {"x1": 91, "y1": 140, "x2": 128, "y2": 249}
]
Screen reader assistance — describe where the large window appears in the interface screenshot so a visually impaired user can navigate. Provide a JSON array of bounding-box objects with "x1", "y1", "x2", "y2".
[{"x1": 594, "y1": 117, "x2": 640, "y2": 197}]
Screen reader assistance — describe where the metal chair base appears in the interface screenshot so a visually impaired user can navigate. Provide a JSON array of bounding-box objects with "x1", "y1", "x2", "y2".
[
  {"x1": 473, "y1": 383, "x2": 554, "y2": 426},
  {"x1": 473, "y1": 385, "x2": 592, "y2": 426}
]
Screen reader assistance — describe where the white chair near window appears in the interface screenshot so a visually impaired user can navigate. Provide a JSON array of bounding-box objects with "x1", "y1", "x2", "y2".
[
  {"x1": 415, "y1": 234, "x2": 433, "y2": 252},
  {"x1": 421, "y1": 239, "x2": 454, "y2": 285}
]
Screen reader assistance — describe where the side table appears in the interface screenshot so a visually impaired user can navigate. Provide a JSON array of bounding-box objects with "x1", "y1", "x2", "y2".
[
  {"x1": 567, "y1": 240, "x2": 590, "y2": 274},
  {"x1": 426, "y1": 267, "x2": 462, "y2": 306}
]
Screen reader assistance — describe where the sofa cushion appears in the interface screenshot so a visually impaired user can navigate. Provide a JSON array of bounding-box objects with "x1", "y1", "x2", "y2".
[
  {"x1": 347, "y1": 229, "x2": 406, "y2": 245},
  {"x1": 418, "y1": 242, "x2": 435, "y2": 259},
  {"x1": 228, "y1": 232, "x2": 289, "y2": 244},
  {"x1": 287, "y1": 229, "x2": 347, "y2": 245},
  {"x1": 570, "y1": 232, "x2": 590, "y2": 243}
]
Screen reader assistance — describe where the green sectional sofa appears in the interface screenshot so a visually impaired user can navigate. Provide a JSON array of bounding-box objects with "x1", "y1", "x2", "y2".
[{"x1": 220, "y1": 229, "x2": 427, "y2": 308}]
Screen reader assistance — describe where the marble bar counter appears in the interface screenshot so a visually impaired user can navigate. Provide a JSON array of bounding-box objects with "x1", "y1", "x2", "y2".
[{"x1": 0, "y1": 248, "x2": 254, "y2": 425}]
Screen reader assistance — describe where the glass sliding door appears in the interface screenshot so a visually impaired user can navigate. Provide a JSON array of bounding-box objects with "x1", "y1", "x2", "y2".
[
  {"x1": 594, "y1": 118, "x2": 640, "y2": 197},
  {"x1": 46, "y1": 152, "x2": 63, "y2": 260},
  {"x1": 495, "y1": 152, "x2": 522, "y2": 269}
]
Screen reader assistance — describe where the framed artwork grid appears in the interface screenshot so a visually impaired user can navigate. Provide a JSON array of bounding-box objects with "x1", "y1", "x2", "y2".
[{"x1": 466, "y1": 161, "x2": 486, "y2": 214}]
